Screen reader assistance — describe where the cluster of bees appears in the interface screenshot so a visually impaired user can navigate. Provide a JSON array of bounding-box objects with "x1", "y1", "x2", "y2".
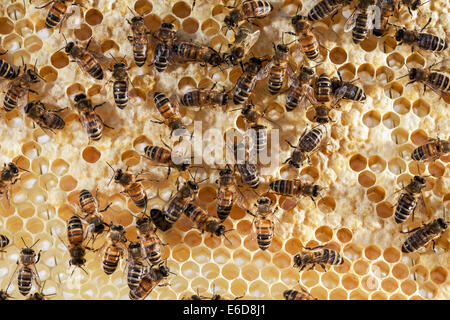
[{"x1": 0, "y1": 0, "x2": 448, "y2": 300}]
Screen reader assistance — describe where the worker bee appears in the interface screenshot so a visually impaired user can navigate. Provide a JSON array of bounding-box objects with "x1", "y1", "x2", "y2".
[
  {"x1": 285, "y1": 66, "x2": 316, "y2": 112},
  {"x1": 98, "y1": 223, "x2": 128, "y2": 275},
  {"x1": 216, "y1": 167, "x2": 238, "y2": 222},
  {"x1": 153, "y1": 91, "x2": 187, "y2": 137},
  {"x1": 36, "y1": 0, "x2": 82, "y2": 30},
  {"x1": 232, "y1": 56, "x2": 268, "y2": 105},
  {"x1": 223, "y1": 27, "x2": 260, "y2": 66},
  {"x1": 0, "y1": 161, "x2": 22, "y2": 203},
  {"x1": 293, "y1": 245, "x2": 344, "y2": 271},
  {"x1": 284, "y1": 125, "x2": 325, "y2": 169},
  {"x1": 400, "y1": 61, "x2": 450, "y2": 98},
  {"x1": 106, "y1": 164, "x2": 149, "y2": 213},
  {"x1": 401, "y1": 217, "x2": 448, "y2": 253},
  {"x1": 344, "y1": 0, "x2": 377, "y2": 44},
  {"x1": 0, "y1": 52, "x2": 18, "y2": 80},
  {"x1": 150, "y1": 22, "x2": 177, "y2": 72},
  {"x1": 4, "y1": 65, "x2": 41, "y2": 112},
  {"x1": 233, "y1": 142, "x2": 261, "y2": 189},
  {"x1": 124, "y1": 242, "x2": 148, "y2": 291},
  {"x1": 331, "y1": 71, "x2": 366, "y2": 102},
  {"x1": 223, "y1": 0, "x2": 273, "y2": 31},
  {"x1": 181, "y1": 85, "x2": 230, "y2": 108},
  {"x1": 395, "y1": 19, "x2": 448, "y2": 52},
  {"x1": 127, "y1": 11, "x2": 151, "y2": 67},
  {"x1": 12, "y1": 238, "x2": 42, "y2": 296},
  {"x1": 172, "y1": 40, "x2": 223, "y2": 67},
  {"x1": 290, "y1": 15, "x2": 321, "y2": 61},
  {"x1": 246, "y1": 196, "x2": 279, "y2": 251},
  {"x1": 61, "y1": 215, "x2": 91, "y2": 274},
  {"x1": 0, "y1": 234, "x2": 9, "y2": 252},
  {"x1": 284, "y1": 288, "x2": 318, "y2": 300},
  {"x1": 373, "y1": 0, "x2": 397, "y2": 37},
  {"x1": 63, "y1": 38, "x2": 104, "y2": 80},
  {"x1": 109, "y1": 56, "x2": 131, "y2": 109},
  {"x1": 394, "y1": 175, "x2": 426, "y2": 224},
  {"x1": 312, "y1": 103, "x2": 341, "y2": 124},
  {"x1": 184, "y1": 203, "x2": 232, "y2": 241},
  {"x1": 78, "y1": 189, "x2": 110, "y2": 243},
  {"x1": 24, "y1": 101, "x2": 66, "y2": 132},
  {"x1": 136, "y1": 216, "x2": 164, "y2": 266},
  {"x1": 412, "y1": 137, "x2": 450, "y2": 162},
  {"x1": 307, "y1": 0, "x2": 353, "y2": 21},
  {"x1": 143, "y1": 142, "x2": 191, "y2": 177},
  {"x1": 73, "y1": 93, "x2": 113, "y2": 142},
  {"x1": 129, "y1": 263, "x2": 172, "y2": 300},
  {"x1": 269, "y1": 179, "x2": 322, "y2": 204}
]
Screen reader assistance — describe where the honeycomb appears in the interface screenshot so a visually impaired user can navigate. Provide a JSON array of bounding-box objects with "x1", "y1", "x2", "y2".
[{"x1": 0, "y1": 0, "x2": 449, "y2": 300}]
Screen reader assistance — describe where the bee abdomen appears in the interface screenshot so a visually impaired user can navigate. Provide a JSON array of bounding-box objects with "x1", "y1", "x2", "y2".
[
  {"x1": 103, "y1": 247, "x2": 121, "y2": 275},
  {"x1": 252, "y1": 125, "x2": 267, "y2": 152},
  {"x1": 255, "y1": 219, "x2": 274, "y2": 250},
  {"x1": 316, "y1": 74, "x2": 332, "y2": 102},
  {"x1": 144, "y1": 145, "x2": 171, "y2": 163},
  {"x1": 79, "y1": 189, "x2": 96, "y2": 214},
  {"x1": 82, "y1": 56, "x2": 103, "y2": 80},
  {"x1": 128, "y1": 182, "x2": 147, "y2": 208},
  {"x1": 217, "y1": 189, "x2": 234, "y2": 221},
  {"x1": 18, "y1": 267, "x2": 32, "y2": 296},
  {"x1": 402, "y1": 229, "x2": 429, "y2": 253},
  {"x1": 270, "y1": 179, "x2": 293, "y2": 196},
  {"x1": 300, "y1": 127, "x2": 323, "y2": 152},
  {"x1": 133, "y1": 42, "x2": 148, "y2": 67},
  {"x1": 144, "y1": 239, "x2": 162, "y2": 265},
  {"x1": 412, "y1": 143, "x2": 436, "y2": 161},
  {"x1": 428, "y1": 72, "x2": 450, "y2": 92},
  {"x1": 352, "y1": 13, "x2": 369, "y2": 44},
  {"x1": 395, "y1": 193, "x2": 416, "y2": 224},
  {"x1": 150, "y1": 209, "x2": 172, "y2": 231},
  {"x1": 418, "y1": 34, "x2": 447, "y2": 52},
  {"x1": 113, "y1": 80, "x2": 128, "y2": 109},
  {"x1": 46, "y1": 114, "x2": 65, "y2": 129},
  {"x1": 300, "y1": 35, "x2": 320, "y2": 60},
  {"x1": 268, "y1": 65, "x2": 286, "y2": 94},
  {"x1": 237, "y1": 163, "x2": 259, "y2": 188},
  {"x1": 0, "y1": 59, "x2": 17, "y2": 80},
  {"x1": 233, "y1": 76, "x2": 255, "y2": 105},
  {"x1": 154, "y1": 43, "x2": 170, "y2": 72},
  {"x1": 4, "y1": 86, "x2": 22, "y2": 112},
  {"x1": 45, "y1": 2, "x2": 67, "y2": 28},
  {"x1": 284, "y1": 289, "x2": 316, "y2": 300},
  {"x1": 242, "y1": 1, "x2": 273, "y2": 18},
  {"x1": 308, "y1": 0, "x2": 339, "y2": 21},
  {"x1": 165, "y1": 197, "x2": 186, "y2": 224},
  {"x1": 181, "y1": 91, "x2": 200, "y2": 106},
  {"x1": 285, "y1": 86, "x2": 303, "y2": 111},
  {"x1": 318, "y1": 248, "x2": 343, "y2": 265},
  {"x1": 68, "y1": 215, "x2": 84, "y2": 244},
  {"x1": 84, "y1": 113, "x2": 103, "y2": 141},
  {"x1": 128, "y1": 264, "x2": 145, "y2": 290},
  {"x1": 0, "y1": 234, "x2": 9, "y2": 249}
]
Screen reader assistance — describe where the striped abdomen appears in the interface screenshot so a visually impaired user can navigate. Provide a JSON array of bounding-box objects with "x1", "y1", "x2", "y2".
[
  {"x1": 428, "y1": 72, "x2": 450, "y2": 93},
  {"x1": 0, "y1": 234, "x2": 9, "y2": 249},
  {"x1": 418, "y1": 33, "x2": 447, "y2": 52},
  {"x1": 67, "y1": 215, "x2": 84, "y2": 245},
  {"x1": 315, "y1": 73, "x2": 332, "y2": 102},
  {"x1": 173, "y1": 41, "x2": 205, "y2": 62},
  {"x1": 41, "y1": 113, "x2": 65, "y2": 130},
  {"x1": 128, "y1": 262, "x2": 146, "y2": 290},
  {"x1": 129, "y1": 274, "x2": 156, "y2": 300},
  {"x1": 308, "y1": 0, "x2": 340, "y2": 21},
  {"x1": 150, "y1": 209, "x2": 172, "y2": 231},
  {"x1": 113, "y1": 80, "x2": 128, "y2": 109},
  {"x1": 4, "y1": 83, "x2": 26, "y2": 112},
  {"x1": 132, "y1": 35, "x2": 149, "y2": 67},
  {"x1": 300, "y1": 127, "x2": 323, "y2": 152},
  {"x1": 79, "y1": 52, "x2": 103, "y2": 80},
  {"x1": 165, "y1": 196, "x2": 189, "y2": 225},
  {"x1": 412, "y1": 143, "x2": 439, "y2": 161},
  {"x1": 341, "y1": 84, "x2": 366, "y2": 101},
  {"x1": 352, "y1": 12, "x2": 369, "y2": 44},
  {"x1": 154, "y1": 92, "x2": 180, "y2": 121},
  {"x1": 268, "y1": 62, "x2": 287, "y2": 94},
  {"x1": 217, "y1": 186, "x2": 234, "y2": 221},
  {"x1": 395, "y1": 193, "x2": 416, "y2": 224},
  {"x1": 252, "y1": 125, "x2": 267, "y2": 153},
  {"x1": 45, "y1": 1, "x2": 67, "y2": 28},
  {"x1": 181, "y1": 90, "x2": 209, "y2": 107},
  {"x1": 0, "y1": 59, "x2": 17, "y2": 80},
  {"x1": 142, "y1": 235, "x2": 162, "y2": 265},
  {"x1": 79, "y1": 189, "x2": 97, "y2": 215},
  {"x1": 270, "y1": 179, "x2": 295, "y2": 196},
  {"x1": 154, "y1": 43, "x2": 170, "y2": 72},
  {"x1": 126, "y1": 182, "x2": 147, "y2": 209},
  {"x1": 233, "y1": 74, "x2": 257, "y2": 105},
  {"x1": 102, "y1": 245, "x2": 121, "y2": 275},
  {"x1": 285, "y1": 85, "x2": 305, "y2": 111},
  {"x1": 18, "y1": 267, "x2": 33, "y2": 296},
  {"x1": 402, "y1": 228, "x2": 435, "y2": 253},
  {"x1": 299, "y1": 33, "x2": 319, "y2": 61},
  {"x1": 284, "y1": 289, "x2": 317, "y2": 300},
  {"x1": 236, "y1": 163, "x2": 259, "y2": 188},
  {"x1": 80, "y1": 111, "x2": 103, "y2": 141},
  {"x1": 184, "y1": 203, "x2": 216, "y2": 232},
  {"x1": 255, "y1": 217, "x2": 274, "y2": 250},
  {"x1": 314, "y1": 249, "x2": 343, "y2": 265},
  {"x1": 242, "y1": 1, "x2": 273, "y2": 18},
  {"x1": 144, "y1": 145, "x2": 171, "y2": 164}
]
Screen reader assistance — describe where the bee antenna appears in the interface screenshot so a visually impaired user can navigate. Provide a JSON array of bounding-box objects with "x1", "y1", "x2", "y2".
[
  {"x1": 62, "y1": 33, "x2": 68, "y2": 46},
  {"x1": 109, "y1": 53, "x2": 119, "y2": 63},
  {"x1": 29, "y1": 238, "x2": 40, "y2": 249},
  {"x1": 127, "y1": 6, "x2": 137, "y2": 16},
  {"x1": 21, "y1": 236, "x2": 28, "y2": 248},
  {"x1": 395, "y1": 73, "x2": 409, "y2": 80},
  {"x1": 105, "y1": 162, "x2": 116, "y2": 186}
]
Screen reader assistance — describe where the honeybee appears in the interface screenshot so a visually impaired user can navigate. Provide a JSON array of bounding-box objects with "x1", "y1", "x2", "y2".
[
  {"x1": 401, "y1": 217, "x2": 448, "y2": 253},
  {"x1": 98, "y1": 223, "x2": 128, "y2": 275},
  {"x1": 61, "y1": 215, "x2": 90, "y2": 274},
  {"x1": 312, "y1": 103, "x2": 341, "y2": 123},
  {"x1": 412, "y1": 137, "x2": 450, "y2": 162},
  {"x1": 150, "y1": 22, "x2": 177, "y2": 72},
  {"x1": 124, "y1": 242, "x2": 149, "y2": 291},
  {"x1": 73, "y1": 93, "x2": 113, "y2": 142},
  {"x1": 129, "y1": 263, "x2": 172, "y2": 300},
  {"x1": 232, "y1": 142, "x2": 260, "y2": 189},
  {"x1": 153, "y1": 91, "x2": 187, "y2": 137},
  {"x1": 395, "y1": 20, "x2": 448, "y2": 52},
  {"x1": 12, "y1": 238, "x2": 42, "y2": 296},
  {"x1": 284, "y1": 288, "x2": 317, "y2": 300},
  {"x1": 78, "y1": 189, "x2": 110, "y2": 243},
  {"x1": 285, "y1": 66, "x2": 316, "y2": 112},
  {"x1": 4, "y1": 65, "x2": 41, "y2": 112},
  {"x1": 172, "y1": 40, "x2": 223, "y2": 67},
  {"x1": 143, "y1": 142, "x2": 191, "y2": 177},
  {"x1": 290, "y1": 15, "x2": 320, "y2": 61},
  {"x1": 284, "y1": 125, "x2": 325, "y2": 169},
  {"x1": 109, "y1": 56, "x2": 131, "y2": 109},
  {"x1": 223, "y1": 0, "x2": 273, "y2": 31},
  {"x1": 232, "y1": 56, "x2": 268, "y2": 105},
  {"x1": 307, "y1": 0, "x2": 353, "y2": 21},
  {"x1": 330, "y1": 71, "x2": 366, "y2": 102},
  {"x1": 216, "y1": 167, "x2": 239, "y2": 222},
  {"x1": 127, "y1": 11, "x2": 151, "y2": 67},
  {"x1": 64, "y1": 38, "x2": 104, "y2": 80},
  {"x1": 269, "y1": 179, "x2": 322, "y2": 204},
  {"x1": 0, "y1": 161, "x2": 22, "y2": 202},
  {"x1": 107, "y1": 164, "x2": 149, "y2": 213},
  {"x1": 223, "y1": 27, "x2": 260, "y2": 66},
  {"x1": 36, "y1": 0, "x2": 82, "y2": 30},
  {"x1": 293, "y1": 245, "x2": 344, "y2": 271},
  {"x1": 184, "y1": 203, "x2": 232, "y2": 241},
  {"x1": 373, "y1": 0, "x2": 397, "y2": 37},
  {"x1": 0, "y1": 52, "x2": 18, "y2": 80},
  {"x1": 0, "y1": 234, "x2": 9, "y2": 252},
  {"x1": 246, "y1": 196, "x2": 279, "y2": 251},
  {"x1": 401, "y1": 62, "x2": 450, "y2": 98},
  {"x1": 181, "y1": 85, "x2": 230, "y2": 108},
  {"x1": 394, "y1": 175, "x2": 426, "y2": 224},
  {"x1": 136, "y1": 216, "x2": 164, "y2": 266},
  {"x1": 24, "y1": 101, "x2": 66, "y2": 132},
  {"x1": 344, "y1": 0, "x2": 377, "y2": 44}
]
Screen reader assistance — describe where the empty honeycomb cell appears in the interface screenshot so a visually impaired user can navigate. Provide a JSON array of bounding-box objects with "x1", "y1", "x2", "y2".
[
  {"x1": 132, "y1": 135, "x2": 152, "y2": 153},
  {"x1": 360, "y1": 35, "x2": 377, "y2": 52},
  {"x1": 349, "y1": 288, "x2": 369, "y2": 300},
  {"x1": 85, "y1": 9, "x2": 103, "y2": 26},
  {"x1": 7, "y1": 2, "x2": 26, "y2": 20},
  {"x1": 181, "y1": 261, "x2": 199, "y2": 279},
  {"x1": 24, "y1": 35, "x2": 43, "y2": 53},
  {"x1": 221, "y1": 263, "x2": 239, "y2": 280},
  {"x1": 381, "y1": 36, "x2": 396, "y2": 53},
  {"x1": 396, "y1": 173, "x2": 413, "y2": 189},
  {"x1": 338, "y1": 63, "x2": 356, "y2": 81},
  {"x1": 336, "y1": 228, "x2": 352, "y2": 243},
  {"x1": 190, "y1": 246, "x2": 210, "y2": 264},
  {"x1": 252, "y1": 251, "x2": 271, "y2": 269},
  {"x1": 366, "y1": 186, "x2": 385, "y2": 203},
  {"x1": 362, "y1": 110, "x2": 381, "y2": 127},
  {"x1": 284, "y1": 238, "x2": 303, "y2": 255},
  {"x1": 82, "y1": 146, "x2": 101, "y2": 163},
  {"x1": 279, "y1": 196, "x2": 297, "y2": 211},
  {"x1": 99, "y1": 284, "x2": 120, "y2": 300},
  {"x1": 384, "y1": 82, "x2": 403, "y2": 99},
  {"x1": 358, "y1": 170, "x2": 376, "y2": 188},
  {"x1": 172, "y1": 1, "x2": 191, "y2": 18},
  {"x1": 204, "y1": 235, "x2": 221, "y2": 249},
  {"x1": 411, "y1": 99, "x2": 431, "y2": 118},
  {"x1": 401, "y1": 279, "x2": 417, "y2": 296},
  {"x1": 410, "y1": 129, "x2": 429, "y2": 146},
  {"x1": 386, "y1": 52, "x2": 405, "y2": 70},
  {"x1": 321, "y1": 272, "x2": 339, "y2": 289},
  {"x1": 144, "y1": 13, "x2": 161, "y2": 31},
  {"x1": 341, "y1": 273, "x2": 359, "y2": 290},
  {"x1": 74, "y1": 24, "x2": 93, "y2": 41},
  {"x1": 87, "y1": 84, "x2": 103, "y2": 97},
  {"x1": 172, "y1": 244, "x2": 191, "y2": 262},
  {"x1": 249, "y1": 280, "x2": 269, "y2": 299},
  {"x1": 391, "y1": 128, "x2": 409, "y2": 145},
  {"x1": 178, "y1": 76, "x2": 197, "y2": 91},
  {"x1": 408, "y1": 161, "x2": 426, "y2": 176},
  {"x1": 213, "y1": 247, "x2": 230, "y2": 264},
  {"x1": 0, "y1": 17, "x2": 14, "y2": 34},
  {"x1": 100, "y1": 40, "x2": 120, "y2": 54},
  {"x1": 349, "y1": 154, "x2": 367, "y2": 171},
  {"x1": 201, "y1": 18, "x2": 221, "y2": 37},
  {"x1": 353, "y1": 260, "x2": 369, "y2": 276},
  {"x1": 392, "y1": 263, "x2": 409, "y2": 280},
  {"x1": 382, "y1": 112, "x2": 400, "y2": 129},
  {"x1": 272, "y1": 252, "x2": 290, "y2": 269},
  {"x1": 2, "y1": 33, "x2": 22, "y2": 51},
  {"x1": 371, "y1": 291, "x2": 387, "y2": 300},
  {"x1": 368, "y1": 155, "x2": 386, "y2": 174},
  {"x1": 281, "y1": 268, "x2": 300, "y2": 287},
  {"x1": 428, "y1": 162, "x2": 445, "y2": 178},
  {"x1": 26, "y1": 217, "x2": 44, "y2": 234},
  {"x1": 6, "y1": 216, "x2": 23, "y2": 233},
  {"x1": 344, "y1": 244, "x2": 362, "y2": 261},
  {"x1": 236, "y1": 220, "x2": 252, "y2": 236},
  {"x1": 242, "y1": 264, "x2": 259, "y2": 281},
  {"x1": 329, "y1": 47, "x2": 347, "y2": 65},
  {"x1": 430, "y1": 266, "x2": 447, "y2": 285},
  {"x1": 310, "y1": 286, "x2": 328, "y2": 300},
  {"x1": 13, "y1": 155, "x2": 30, "y2": 171},
  {"x1": 51, "y1": 158, "x2": 70, "y2": 176},
  {"x1": 364, "y1": 245, "x2": 381, "y2": 260},
  {"x1": 383, "y1": 247, "x2": 400, "y2": 263},
  {"x1": 20, "y1": 172, "x2": 38, "y2": 189},
  {"x1": 362, "y1": 275, "x2": 379, "y2": 291},
  {"x1": 183, "y1": 230, "x2": 202, "y2": 247},
  {"x1": 412, "y1": 265, "x2": 429, "y2": 283},
  {"x1": 390, "y1": 293, "x2": 408, "y2": 300},
  {"x1": 59, "y1": 175, "x2": 78, "y2": 192},
  {"x1": 406, "y1": 53, "x2": 425, "y2": 68},
  {"x1": 51, "y1": 51, "x2": 69, "y2": 69},
  {"x1": 261, "y1": 266, "x2": 279, "y2": 284},
  {"x1": 268, "y1": 236, "x2": 283, "y2": 253},
  {"x1": 315, "y1": 226, "x2": 333, "y2": 242},
  {"x1": 357, "y1": 63, "x2": 375, "y2": 82},
  {"x1": 388, "y1": 157, "x2": 406, "y2": 175},
  {"x1": 381, "y1": 277, "x2": 398, "y2": 293},
  {"x1": 199, "y1": 263, "x2": 219, "y2": 280},
  {"x1": 243, "y1": 235, "x2": 259, "y2": 252},
  {"x1": 328, "y1": 288, "x2": 347, "y2": 300},
  {"x1": 120, "y1": 150, "x2": 140, "y2": 167},
  {"x1": 299, "y1": 270, "x2": 319, "y2": 287},
  {"x1": 376, "y1": 66, "x2": 394, "y2": 84},
  {"x1": 198, "y1": 186, "x2": 216, "y2": 203},
  {"x1": 39, "y1": 65, "x2": 58, "y2": 82},
  {"x1": 393, "y1": 97, "x2": 410, "y2": 115},
  {"x1": 31, "y1": 157, "x2": 50, "y2": 175},
  {"x1": 17, "y1": 202, "x2": 35, "y2": 218},
  {"x1": 21, "y1": 141, "x2": 41, "y2": 159},
  {"x1": 15, "y1": 18, "x2": 34, "y2": 37}
]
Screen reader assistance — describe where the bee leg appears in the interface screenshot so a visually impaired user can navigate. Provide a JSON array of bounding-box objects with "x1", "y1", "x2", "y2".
[
  {"x1": 320, "y1": 264, "x2": 327, "y2": 272},
  {"x1": 330, "y1": 10, "x2": 339, "y2": 23},
  {"x1": 432, "y1": 240, "x2": 437, "y2": 252},
  {"x1": 35, "y1": 0, "x2": 54, "y2": 9}
]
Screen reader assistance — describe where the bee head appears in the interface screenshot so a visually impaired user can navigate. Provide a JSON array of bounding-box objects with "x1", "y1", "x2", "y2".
[
  {"x1": 215, "y1": 225, "x2": 225, "y2": 237},
  {"x1": 178, "y1": 162, "x2": 190, "y2": 171},
  {"x1": 283, "y1": 291, "x2": 291, "y2": 299},
  {"x1": 114, "y1": 168, "x2": 123, "y2": 181},
  {"x1": 413, "y1": 175, "x2": 426, "y2": 185},
  {"x1": 26, "y1": 69, "x2": 40, "y2": 83},
  {"x1": 276, "y1": 44, "x2": 289, "y2": 53},
  {"x1": 291, "y1": 14, "x2": 303, "y2": 26},
  {"x1": 288, "y1": 159, "x2": 301, "y2": 168},
  {"x1": 111, "y1": 224, "x2": 124, "y2": 232},
  {"x1": 161, "y1": 22, "x2": 175, "y2": 30},
  {"x1": 131, "y1": 16, "x2": 143, "y2": 23},
  {"x1": 136, "y1": 217, "x2": 149, "y2": 227},
  {"x1": 21, "y1": 247, "x2": 35, "y2": 256},
  {"x1": 408, "y1": 68, "x2": 418, "y2": 80},
  {"x1": 209, "y1": 52, "x2": 222, "y2": 66},
  {"x1": 395, "y1": 29, "x2": 404, "y2": 42},
  {"x1": 312, "y1": 185, "x2": 321, "y2": 197},
  {"x1": 74, "y1": 93, "x2": 87, "y2": 102},
  {"x1": 257, "y1": 197, "x2": 271, "y2": 205},
  {"x1": 128, "y1": 242, "x2": 141, "y2": 250},
  {"x1": 8, "y1": 163, "x2": 19, "y2": 174},
  {"x1": 232, "y1": 47, "x2": 244, "y2": 59},
  {"x1": 411, "y1": 0, "x2": 421, "y2": 10},
  {"x1": 187, "y1": 180, "x2": 199, "y2": 192},
  {"x1": 24, "y1": 102, "x2": 33, "y2": 114},
  {"x1": 159, "y1": 265, "x2": 170, "y2": 277},
  {"x1": 70, "y1": 258, "x2": 86, "y2": 266},
  {"x1": 241, "y1": 104, "x2": 253, "y2": 116},
  {"x1": 437, "y1": 218, "x2": 447, "y2": 230},
  {"x1": 65, "y1": 42, "x2": 75, "y2": 53},
  {"x1": 293, "y1": 254, "x2": 303, "y2": 266},
  {"x1": 219, "y1": 168, "x2": 232, "y2": 176},
  {"x1": 113, "y1": 62, "x2": 126, "y2": 70},
  {"x1": 221, "y1": 93, "x2": 230, "y2": 106}
]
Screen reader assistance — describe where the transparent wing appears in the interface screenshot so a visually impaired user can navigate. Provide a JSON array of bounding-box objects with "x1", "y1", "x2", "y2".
[
  {"x1": 241, "y1": 30, "x2": 260, "y2": 56},
  {"x1": 272, "y1": 208, "x2": 287, "y2": 237},
  {"x1": 233, "y1": 185, "x2": 251, "y2": 209},
  {"x1": 366, "y1": 8, "x2": 377, "y2": 30},
  {"x1": 344, "y1": 10, "x2": 358, "y2": 32},
  {"x1": 287, "y1": 74, "x2": 300, "y2": 88},
  {"x1": 258, "y1": 59, "x2": 274, "y2": 81},
  {"x1": 429, "y1": 59, "x2": 450, "y2": 72},
  {"x1": 301, "y1": 84, "x2": 317, "y2": 107},
  {"x1": 332, "y1": 85, "x2": 350, "y2": 104}
]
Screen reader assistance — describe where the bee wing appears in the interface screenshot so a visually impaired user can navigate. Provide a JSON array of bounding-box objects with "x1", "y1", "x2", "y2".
[
  {"x1": 257, "y1": 59, "x2": 274, "y2": 81},
  {"x1": 272, "y1": 210, "x2": 287, "y2": 237},
  {"x1": 429, "y1": 59, "x2": 450, "y2": 72},
  {"x1": 233, "y1": 186, "x2": 251, "y2": 210},
  {"x1": 241, "y1": 30, "x2": 260, "y2": 56},
  {"x1": 344, "y1": 10, "x2": 358, "y2": 32},
  {"x1": 366, "y1": 7, "x2": 377, "y2": 31},
  {"x1": 287, "y1": 74, "x2": 300, "y2": 88},
  {"x1": 300, "y1": 84, "x2": 317, "y2": 108},
  {"x1": 332, "y1": 85, "x2": 350, "y2": 104}
]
